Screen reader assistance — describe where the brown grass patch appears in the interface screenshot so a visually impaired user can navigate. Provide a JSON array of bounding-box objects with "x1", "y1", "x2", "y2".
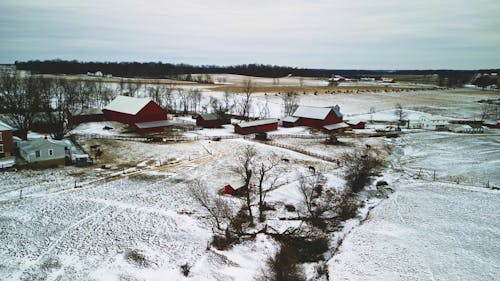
[{"x1": 209, "y1": 85, "x2": 436, "y2": 93}]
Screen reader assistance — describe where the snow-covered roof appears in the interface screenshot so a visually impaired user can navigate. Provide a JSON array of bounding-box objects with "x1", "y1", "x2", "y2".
[
  {"x1": 292, "y1": 105, "x2": 342, "y2": 120},
  {"x1": 104, "y1": 96, "x2": 153, "y2": 115},
  {"x1": 19, "y1": 138, "x2": 68, "y2": 152},
  {"x1": 346, "y1": 120, "x2": 365, "y2": 126},
  {"x1": 0, "y1": 120, "x2": 13, "y2": 131},
  {"x1": 282, "y1": 116, "x2": 299, "y2": 123},
  {"x1": 236, "y1": 119, "x2": 278, "y2": 128},
  {"x1": 199, "y1": 113, "x2": 218, "y2": 121},
  {"x1": 483, "y1": 120, "x2": 498, "y2": 125},
  {"x1": 135, "y1": 120, "x2": 172, "y2": 129},
  {"x1": 323, "y1": 122, "x2": 349, "y2": 131}
]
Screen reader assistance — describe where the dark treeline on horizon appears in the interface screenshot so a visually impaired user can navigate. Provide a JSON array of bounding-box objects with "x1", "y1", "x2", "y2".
[{"x1": 13, "y1": 59, "x2": 498, "y2": 79}]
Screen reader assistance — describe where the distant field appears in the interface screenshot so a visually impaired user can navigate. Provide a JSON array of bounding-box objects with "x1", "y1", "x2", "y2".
[
  {"x1": 210, "y1": 85, "x2": 437, "y2": 93},
  {"x1": 386, "y1": 74, "x2": 440, "y2": 85}
]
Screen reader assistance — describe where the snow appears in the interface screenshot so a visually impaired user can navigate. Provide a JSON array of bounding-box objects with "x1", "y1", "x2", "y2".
[{"x1": 328, "y1": 131, "x2": 500, "y2": 281}]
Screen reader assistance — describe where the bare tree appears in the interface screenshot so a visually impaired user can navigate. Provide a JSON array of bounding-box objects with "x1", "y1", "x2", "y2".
[
  {"x1": 237, "y1": 79, "x2": 254, "y2": 120},
  {"x1": 255, "y1": 154, "x2": 287, "y2": 222},
  {"x1": 43, "y1": 79, "x2": 74, "y2": 140},
  {"x1": 298, "y1": 172, "x2": 327, "y2": 223},
  {"x1": 232, "y1": 145, "x2": 257, "y2": 225},
  {"x1": 0, "y1": 72, "x2": 43, "y2": 139},
  {"x1": 177, "y1": 88, "x2": 189, "y2": 114},
  {"x1": 369, "y1": 107, "x2": 376, "y2": 123},
  {"x1": 341, "y1": 147, "x2": 384, "y2": 193},
  {"x1": 394, "y1": 103, "x2": 407, "y2": 125},
  {"x1": 281, "y1": 91, "x2": 300, "y2": 116},
  {"x1": 188, "y1": 180, "x2": 235, "y2": 232},
  {"x1": 188, "y1": 88, "x2": 202, "y2": 113}
]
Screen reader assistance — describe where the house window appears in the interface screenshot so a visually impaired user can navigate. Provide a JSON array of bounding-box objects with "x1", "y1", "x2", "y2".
[
  {"x1": 0, "y1": 133, "x2": 3, "y2": 141},
  {"x1": 35, "y1": 150, "x2": 41, "y2": 158},
  {"x1": 48, "y1": 149, "x2": 54, "y2": 157},
  {"x1": 0, "y1": 144, "x2": 3, "y2": 153}
]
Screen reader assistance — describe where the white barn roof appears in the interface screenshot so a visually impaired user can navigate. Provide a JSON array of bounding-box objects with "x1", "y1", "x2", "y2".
[
  {"x1": 323, "y1": 122, "x2": 349, "y2": 131},
  {"x1": 104, "y1": 96, "x2": 153, "y2": 115},
  {"x1": 236, "y1": 119, "x2": 278, "y2": 128},
  {"x1": 292, "y1": 105, "x2": 342, "y2": 120}
]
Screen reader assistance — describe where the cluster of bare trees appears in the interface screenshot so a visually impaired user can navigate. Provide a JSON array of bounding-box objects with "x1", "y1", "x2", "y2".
[
  {"x1": 281, "y1": 91, "x2": 300, "y2": 116},
  {"x1": 0, "y1": 71, "x2": 116, "y2": 139}
]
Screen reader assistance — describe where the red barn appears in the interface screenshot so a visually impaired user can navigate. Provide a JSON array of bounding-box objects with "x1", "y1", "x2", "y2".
[
  {"x1": 103, "y1": 96, "x2": 169, "y2": 133},
  {"x1": 346, "y1": 120, "x2": 366, "y2": 129},
  {"x1": 234, "y1": 119, "x2": 278, "y2": 135},
  {"x1": 0, "y1": 122, "x2": 14, "y2": 158},
  {"x1": 223, "y1": 180, "x2": 246, "y2": 196},
  {"x1": 196, "y1": 113, "x2": 224, "y2": 128},
  {"x1": 292, "y1": 105, "x2": 343, "y2": 129},
  {"x1": 483, "y1": 120, "x2": 500, "y2": 129}
]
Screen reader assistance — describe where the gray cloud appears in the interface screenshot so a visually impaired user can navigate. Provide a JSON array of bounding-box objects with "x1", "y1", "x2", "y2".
[{"x1": 1, "y1": 0, "x2": 499, "y2": 69}]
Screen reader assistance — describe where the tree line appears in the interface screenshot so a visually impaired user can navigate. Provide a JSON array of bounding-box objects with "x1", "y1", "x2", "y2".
[{"x1": 15, "y1": 60, "x2": 497, "y2": 79}]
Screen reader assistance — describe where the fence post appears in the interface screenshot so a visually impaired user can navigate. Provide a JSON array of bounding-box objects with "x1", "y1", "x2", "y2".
[{"x1": 433, "y1": 170, "x2": 436, "y2": 181}]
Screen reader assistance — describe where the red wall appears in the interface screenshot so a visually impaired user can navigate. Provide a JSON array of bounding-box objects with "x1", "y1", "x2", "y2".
[
  {"x1": 298, "y1": 110, "x2": 343, "y2": 129},
  {"x1": 196, "y1": 117, "x2": 224, "y2": 128},
  {"x1": 234, "y1": 122, "x2": 278, "y2": 135},
  {"x1": 103, "y1": 101, "x2": 167, "y2": 125},
  {"x1": 0, "y1": 130, "x2": 13, "y2": 157}
]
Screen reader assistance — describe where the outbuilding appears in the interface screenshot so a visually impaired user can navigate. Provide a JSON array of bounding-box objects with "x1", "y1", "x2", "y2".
[
  {"x1": 291, "y1": 105, "x2": 343, "y2": 129},
  {"x1": 281, "y1": 116, "x2": 299, "y2": 128},
  {"x1": 19, "y1": 138, "x2": 69, "y2": 167},
  {"x1": 483, "y1": 120, "x2": 500, "y2": 129},
  {"x1": 103, "y1": 96, "x2": 169, "y2": 133},
  {"x1": 234, "y1": 119, "x2": 278, "y2": 135},
  {"x1": 67, "y1": 108, "x2": 105, "y2": 125},
  {"x1": 223, "y1": 180, "x2": 246, "y2": 196},
  {"x1": 346, "y1": 120, "x2": 366, "y2": 129},
  {"x1": 196, "y1": 113, "x2": 225, "y2": 128},
  {"x1": 0, "y1": 121, "x2": 14, "y2": 158},
  {"x1": 322, "y1": 122, "x2": 350, "y2": 133}
]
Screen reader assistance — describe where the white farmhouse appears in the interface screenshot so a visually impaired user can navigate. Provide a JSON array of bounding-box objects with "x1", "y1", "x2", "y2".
[{"x1": 419, "y1": 115, "x2": 449, "y2": 130}]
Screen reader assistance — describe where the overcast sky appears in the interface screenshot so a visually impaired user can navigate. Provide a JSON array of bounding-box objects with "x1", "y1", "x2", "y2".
[{"x1": 1, "y1": 0, "x2": 499, "y2": 69}]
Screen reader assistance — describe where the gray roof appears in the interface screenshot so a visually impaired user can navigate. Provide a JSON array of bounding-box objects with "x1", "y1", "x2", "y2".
[
  {"x1": 346, "y1": 120, "x2": 365, "y2": 125},
  {"x1": 292, "y1": 105, "x2": 342, "y2": 120},
  {"x1": 199, "y1": 113, "x2": 218, "y2": 121},
  {"x1": 135, "y1": 120, "x2": 172, "y2": 129},
  {"x1": 323, "y1": 122, "x2": 349, "y2": 131},
  {"x1": 282, "y1": 116, "x2": 299, "y2": 123},
  {"x1": 19, "y1": 139, "x2": 68, "y2": 152},
  {"x1": 70, "y1": 108, "x2": 103, "y2": 116},
  {"x1": 0, "y1": 120, "x2": 13, "y2": 131},
  {"x1": 104, "y1": 96, "x2": 153, "y2": 115},
  {"x1": 236, "y1": 119, "x2": 278, "y2": 128}
]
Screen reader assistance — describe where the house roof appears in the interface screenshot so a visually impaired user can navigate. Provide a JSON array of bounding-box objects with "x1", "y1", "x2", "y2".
[
  {"x1": 483, "y1": 120, "x2": 498, "y2": 125},
  {"x1": 199, "y1": 113, "x2": 218, "y2": 121},
  {"x1": 103, "y1": 96, "x2": 153, "y2": 115},
  {"x1": 282, "y1": 116, "x2": 299, "y2": 123},
  {"x1": 19, "y1": 138, "x2": 68, "y2": 152},
  {"x1": 135, "y1": 120, "x2": 172, "y2": 129},
  {"x1": 0, "y1": 120, "x2": 13, "y2": 131},
  {"x1": 235, "y1": 119, "x2": 278, "y2": 128},
  {"x1": 292, "y1": 105, "x2": 342, "y2": 120},
  {"x1": 323, "y1": 122, "x2": 349, "y2": 131}
]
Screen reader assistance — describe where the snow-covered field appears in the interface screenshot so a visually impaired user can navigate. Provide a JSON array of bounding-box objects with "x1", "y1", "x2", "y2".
[
  {"x1": 328, "y1": 131, "x2": 500, "y2": 281},
  {"x1": 1, "y1": 86, "x2": 499, "y2": 280}
]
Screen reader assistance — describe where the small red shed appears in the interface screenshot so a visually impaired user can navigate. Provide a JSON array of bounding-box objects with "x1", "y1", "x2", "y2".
[
  {"x1": 292, "y1": 105, "x2": 343, "y2": 129},
  {"x1": 281, "y1": 116, "x2": 299, "y2": 128},
  {"x1": 223, "y1": 180, "x2": 246, "y2": 196},
  {"x1": 196, "y1": 113, "x2": 224, "y2": 128},
  {"x1": 234, "y1": 119, "x2": 278, "y2": 135},
  {"x1": 322, "y1": 122, "x2": 350, "y2": 133},
  {"x1": 346, "y1": 120, "x2": 366, "y2": 129},
  {"x1": 483, "y1": 120, "x2": 500, "y2": 129}
]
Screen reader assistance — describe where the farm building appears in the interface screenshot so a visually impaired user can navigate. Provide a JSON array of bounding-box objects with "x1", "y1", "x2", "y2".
[
  {"x1": 322, "y1": 122, "x2": 350, "y2": 133},
  {"x1": 483, "y1": 120, "x2": 500, "y2": 129},
  {"x1": 281, "y1": 116, "x2": 299, "y2": 128},
  {"x1": 19, "y1": 138, "x2": 69, "y2": 167},
  {"x1": 223, "y1": 180, "x2": 246, "y2": 196},
  {"x1": 291, "y1": 105, "x2": 343, "y2": 129},
  {"x1": 196, "y1": 113, "x2": 225, "y2": 128},
  {"x1": 419, "y1": 115, "x2": 449, "y2": 130},
  {"x1": 234, "y1": 119, "x2": 278, "y2": 135},
  {"x1": 0, "y1": 121, "x2": 14, "y2": 158},
  {"x1": 451, "y1": 124, "x2": 485, "y2": 134},
  {"x1": 346, "y1": 120, "x2": 366, "y2": 129},
  {"x1": 67, "y1": 108, "x2": 105, "y2": 125},
  {"x1": 103, "y1": 96, "x2": 169, "y2": 133}
]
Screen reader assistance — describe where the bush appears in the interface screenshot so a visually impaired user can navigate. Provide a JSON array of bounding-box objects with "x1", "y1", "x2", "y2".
[
  {"x1": 284, "y1": 204, "x2": 296, "y2": 212},
  {"x1": 180, "y1": 263, "x2": 191, "y2": 277},
  {"x1": 337, "y1": 192, "x2": 359, "y2": 220},
  {"x1": 342, "y1": 148, "x2": 384, "y2": 193},
  {"x1": 211, "y1": 234, "x2": 234, "y2": 250},
  {"x1": 125, "y1": 249, "x2": 148, "y2": 267},
  {"x1": 259, "y1": 243, "x2": 305, "y2": 281},
  {"x1": 277, "y1": 235, "x2": 329, "y2": 263}
]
